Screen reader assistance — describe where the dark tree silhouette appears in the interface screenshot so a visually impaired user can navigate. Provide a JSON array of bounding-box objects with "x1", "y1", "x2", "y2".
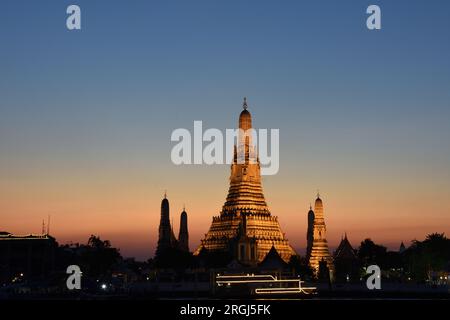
[
  {"x1": 358, "y1": 238, "x2": 387, "y2": 268},
  {"x1": 57, "y1": 235, "x2": 122, "y2": 280},
  {"x1": 154, "y1": 247, "x2": 194, "y2": 269},
  {"x1": 81, "y1": 235, "x2": 122, "y2": 277},
  {"x1": 288, "y1": 255, "x2": 313, "y2": 279},
  {"x1": 404, "y1": 233, "x2": 450, "y2": 281}
]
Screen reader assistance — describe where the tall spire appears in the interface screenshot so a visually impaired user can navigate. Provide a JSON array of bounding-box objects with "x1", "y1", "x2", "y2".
[
  {"x1": 156, "y1": 193, "x2": 172, "y2": 257},
  {"x1": 306, "y1": 205, "x2": 315, "y2": 259},
  {"x1": 238, "y1": 98, "x2": 252, "y2": 131},
  {"x1": 179, "y1": 207, "x2": 189, "y2": 252},
  {"x1": 309, "y1": 193, "x2": 333, "y2": 276},
  {"x1": 195, "y1": 101, "x2": 296, "y2": 264}
]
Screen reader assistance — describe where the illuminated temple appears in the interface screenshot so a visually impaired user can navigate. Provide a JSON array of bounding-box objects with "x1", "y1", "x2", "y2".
[
  {"x1": 194, "y1": 98, "x2": 296, "y2": 266},
  {"x1": 308, "y1": 194, "x2": 334, "y2": 275}
]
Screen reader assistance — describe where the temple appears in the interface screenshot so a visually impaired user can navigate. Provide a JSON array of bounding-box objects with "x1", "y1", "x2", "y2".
[
  {"x1": 308, "y1": 194, "x2": 334, "y2": 275},
  {"x1": 194, "y1": 98, "x2": 296, "y2": 266},
  {"x1": 155, "y1": 193, "x2": 190, "y2": 257},
  {"x1": 333, "y1": 233, "x2": 359, "y2": 282},
  {"x1": 178, "y1": 206, "x2": 189, "y2": 252}
]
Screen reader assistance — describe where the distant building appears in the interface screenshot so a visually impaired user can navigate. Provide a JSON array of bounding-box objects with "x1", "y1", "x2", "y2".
[
  {"x1": 0, "y1": 231, "x2": 57, "y2": 284},
  {"x1": 155, "y1": 194, "x2": 190, "y2": 257},
  {"x1": 178, "y1": 207, "x2": 189, "y2": 252},
  {"x1": 156, "y1": 193, "x2": 176, "y2": 256},
  {"x1": 333, "y1": 233, "x2": 360, "y2": 282},
  {"x1": 399, "y1": 241, "x2": 406, "y2": 253},
  {"x1": 308, "y1": 194, "x2": 334, "y2": 277}
]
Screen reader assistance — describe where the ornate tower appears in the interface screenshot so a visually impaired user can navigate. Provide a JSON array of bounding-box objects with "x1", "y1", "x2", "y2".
[
  {"x1": 156, "y1": 193, "x2": 177, "y2": 257},
  {"x1": 308, "y1": 194, "x2": 334, "y2": 275},
  {"x1": 194, "y1": 98, "x2": 296, "y2": 265},
  {"x1": 306, "y1": 205, "x2": 315, "y2": 259},
  {"x1": 178, "y1": 207, "x2": 189, "y2": 252}
]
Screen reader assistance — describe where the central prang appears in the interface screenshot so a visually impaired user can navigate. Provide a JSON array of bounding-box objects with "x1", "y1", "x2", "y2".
[{"x1": 194, "y1": 98, "x2": 296, "y2": 266}]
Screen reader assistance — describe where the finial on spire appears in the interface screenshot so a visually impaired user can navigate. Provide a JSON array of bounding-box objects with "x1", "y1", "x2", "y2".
[
  {"x1": 243, "y1": 97, "x2": 248, "y2": 110},
  {"x1": 317, "y1": 189, "x2": 320, "y2": 199},
  {"x1": 164, "y1": 190, "x2": 167, "y2": 199},
  {"x1": 183, "y1": 203, "x2": 185, "y2": 211}
]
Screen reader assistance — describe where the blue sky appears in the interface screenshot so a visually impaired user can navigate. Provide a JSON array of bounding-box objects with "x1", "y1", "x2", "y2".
[{"x1": 2, "y1": 0, "x2": 449, "y2": 149}]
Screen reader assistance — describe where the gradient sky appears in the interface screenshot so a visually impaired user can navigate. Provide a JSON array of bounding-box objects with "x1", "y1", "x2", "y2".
[{"x1": 1, "y1": 0, "x2": 450, "y2": 260}]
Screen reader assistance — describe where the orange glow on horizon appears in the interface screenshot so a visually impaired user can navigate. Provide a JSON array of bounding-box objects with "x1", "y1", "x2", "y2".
[{"x1": 1, "y1": 162, "x2": 449, "y2": 261}]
